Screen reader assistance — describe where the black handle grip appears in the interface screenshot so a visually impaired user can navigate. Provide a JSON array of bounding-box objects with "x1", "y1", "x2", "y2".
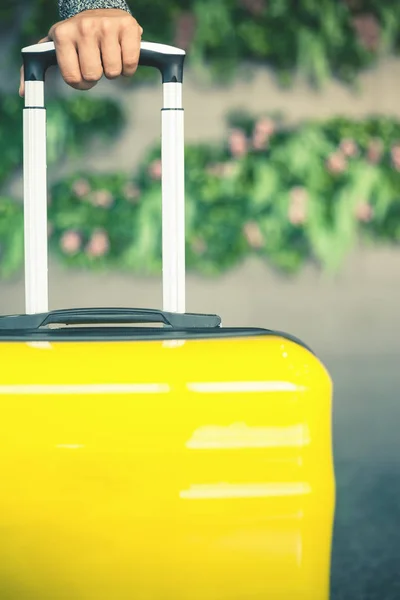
[
  {"x1": 22, "y1": 41, "x2": 185, "y2": 84},
  {"x1": 0, "y1": 308, "x2": 221, "y2": 330},
  {"x1": 138, "y1": 43, "x2": 185, "y2": 83}
]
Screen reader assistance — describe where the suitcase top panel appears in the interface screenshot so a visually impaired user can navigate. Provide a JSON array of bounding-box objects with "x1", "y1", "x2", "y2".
[
  {"x1": 0, "y1": 333, "x2": 330, "y2": 391},
  {"x1": 0, "y1": 324, "x2": 313, "y2": 353}
]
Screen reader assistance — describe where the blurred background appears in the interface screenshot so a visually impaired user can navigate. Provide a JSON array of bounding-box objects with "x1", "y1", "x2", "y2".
[{"x1": 1, "y1": 0, "x2": 400, "y2": 597}]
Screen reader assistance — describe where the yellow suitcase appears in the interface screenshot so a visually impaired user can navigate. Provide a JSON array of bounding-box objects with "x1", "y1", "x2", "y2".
[{"x1": 0, "y1": 41, "x2": 335, "y2": 600}]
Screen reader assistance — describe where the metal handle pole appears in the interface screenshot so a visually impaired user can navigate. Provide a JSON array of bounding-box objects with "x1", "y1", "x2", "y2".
[
  {"x1": 22, "y1": 40, "x2": 186, "y2": 315},
  {"x1": 162, "y1": 82, "x2": 185, "y2": 314},
  {"x1": 23, "y1": 81, "x2": 48, "y2": 314}
]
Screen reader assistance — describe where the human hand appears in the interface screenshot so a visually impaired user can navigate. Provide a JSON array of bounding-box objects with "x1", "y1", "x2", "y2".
[{"x1": 19, "y1": 8, "x2": 143, "y2": 96}]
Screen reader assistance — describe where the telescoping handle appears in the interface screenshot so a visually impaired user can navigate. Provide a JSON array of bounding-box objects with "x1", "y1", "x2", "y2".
[{"x1": 21, "y1": 41, "x2": 186, "y2": 315}]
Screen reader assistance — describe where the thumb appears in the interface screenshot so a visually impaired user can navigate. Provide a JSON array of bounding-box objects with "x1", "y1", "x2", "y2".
[{"x1": 19, "y1": 36, "x2": 51, "y2": 97}]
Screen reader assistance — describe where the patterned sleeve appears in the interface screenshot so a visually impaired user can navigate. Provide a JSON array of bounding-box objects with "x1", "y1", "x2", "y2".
[{"x1": 59, "y1": 0, "x2": 131, "y2": 20}]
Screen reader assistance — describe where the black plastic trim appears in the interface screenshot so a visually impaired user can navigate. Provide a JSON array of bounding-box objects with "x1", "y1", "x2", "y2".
[
  {"x1": 23, "y1": 49, "x2": 58, "y2": 82},
  {"x1": 139, "y1": 47, "x2": 184, "y2": 83},
  {"x1": 0, "y1": 308, "x2": 221, "y2": 331}
]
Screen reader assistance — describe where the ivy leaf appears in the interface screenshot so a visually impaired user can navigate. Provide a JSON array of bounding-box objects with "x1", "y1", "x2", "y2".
[{"x1": 251, "y1": 162, "x2": 280, "y2": 209}]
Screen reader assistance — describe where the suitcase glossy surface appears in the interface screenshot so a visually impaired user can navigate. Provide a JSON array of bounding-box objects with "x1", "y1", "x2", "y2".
[{"x1": 0, "y1": 331, "x2": 334, "y2": 599}]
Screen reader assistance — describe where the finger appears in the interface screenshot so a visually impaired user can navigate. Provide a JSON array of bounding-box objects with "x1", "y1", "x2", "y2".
[
  {"x1": 76, "y1": 38, "x2": 103, "y2": 84},
  {"x1": 100, "y1": 33, "x2": 122, "y2": 80},
  {"x1": 19, "y1": 65, "x2": 24, "y2": 97},
  {"x1": 19, "y1": 37, "x2": 50, "y2": 97},
  {"x1": 120, "y1": 26, "x2": 141, "y2": 77},
  {"x1": 53, "y1": 38, "x2": 94, "y2": 91}
]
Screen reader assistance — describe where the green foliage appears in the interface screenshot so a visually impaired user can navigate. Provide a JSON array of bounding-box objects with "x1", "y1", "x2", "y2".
[
  {"x1": 0, "y1": 92, "x2": 124, "y2": 278},
  {"x1": 0, "y1": 93, "x2": 124, "y2": 190},
  {"x1": 43, "y1": 113, "x2": 400, "y2": 277},
  {"x1": 0, "y1": 197, "x2": 24, "y2": 279},
  {"x1": 48, "y1": 173, "x2": 143, "y2": 270},
  {"x1": 1, "y1": 97, "x2": 399, "y2": 279},
  {"x1": 0, "y1": 0, "x2": 18, "y2": 31},
  {"x1": 1, "y1": 0, "x2": 400, "y2": 281},
  {"x1": 45, "y1": 95, "x2": 124, "y2": 163},
  {"x1": 0, "y1": 96, "x2": 23, "y2": 190}
]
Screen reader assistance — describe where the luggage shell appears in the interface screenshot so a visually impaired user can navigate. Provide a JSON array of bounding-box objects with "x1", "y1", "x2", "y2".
[
  {"x1": 0, "y1": 333, "x2": 334, "y2": 600},
  {"x1": 0, "y1": 40, "x2": 335, "y2": 600}
]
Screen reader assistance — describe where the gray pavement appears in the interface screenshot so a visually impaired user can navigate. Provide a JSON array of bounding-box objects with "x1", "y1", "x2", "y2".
[{"x1": 330, "y1": 353, "x2": 400, "y2": 600}]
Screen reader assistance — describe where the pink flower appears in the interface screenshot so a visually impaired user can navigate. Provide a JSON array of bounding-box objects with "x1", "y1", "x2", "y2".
[
  {"x1": 239, "y1": 0, "x2": 266, "y2": 16},
  {"x1": 174, "y1": 12, "x2": 197, "y2": 50},
  {"x1": 206, "y1": 163, "x2": 225, "y2": 177},
  {"x1": 60, "y1": 230, "x2": 81, "y2": 255},
  {"x1": 86, "y1": 229, "x2": 110, "y2": 258},
  {"x1": 90, "y1": 189, "x2": 114, "y2": 208},
  {"x1": 251, "y1": 118, "x2": 275, "y2": 150},
  {"x1": 288, "y1": 204, "x2": 307, "y2": 225},
  {"x1": 229, "y1": 129, "x2": 248, "y2": 158},
  {"x1": 288, "y1": 187, "x2": 308, "y2": 225},
  {"x1": 191, "y1": 237, "x2": 207, "y2": 255},
  {"x1": 206, "y1": 162, "x2": 238, "y2": 178},
  {"x1": 344, "y1": 0, "x2": 362, "y2": 8},
  {"x1": 289, "y1": 186, "x2": 308, "y2": 205},
  {"x1": 148, "y1": 159, "x2": 162, "y2": 180},
  {"x1": 254, "y1": 117, "x2": 275, "y2": 137},
  {"x1": 123, "y1": 182, "x2": 141, "y2": 202},
  {"x1": 391, "y1": 144, "x2": 400, "y2": 171},
  {"x1": 355, "y1": 202, "x2": 374, "y2": 223},
  {"x1": 72, "y1": 178, "x2": 91, "y2": 198},
  {"x1": 340, "y1": 138, "x2": 358, "y2": 158},
  {"x1": 367, "y1": 138, "x2": 384, "y2": 164},
  {"x1": 243, "y1": 221, "x2": 264, "y2": 249},
  {"x1": 222, "y1": 161, "x2": 239, "y2": 178},
  {"x1": 326, "y1": 151, "x2": 347, "y2": 174},
  {"x1": 252, "y1": 130, "x2": 269, "y2": 151},
  {"x1": 352, "y1": 14, "x2": 381, "y2": 52}
]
